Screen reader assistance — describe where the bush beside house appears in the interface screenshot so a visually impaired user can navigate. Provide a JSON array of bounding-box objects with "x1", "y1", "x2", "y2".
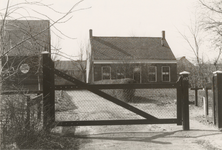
[{"x1": 94, "y1": 78, "x2": 135, "y2": 102}]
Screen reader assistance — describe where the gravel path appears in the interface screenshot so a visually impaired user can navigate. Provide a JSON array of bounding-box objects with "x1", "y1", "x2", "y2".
[
  {"x1": 75, "y1": 115, "x2": 222, "y2": 150},
  {"x1": 58, "y1": 90, "x2": 222, "y2": 150}
]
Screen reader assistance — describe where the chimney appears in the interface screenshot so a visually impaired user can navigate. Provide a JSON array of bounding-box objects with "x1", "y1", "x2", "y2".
[
  {"x1": 89, "y1": 29, "x2": 93, "y2": 38},
  {"x1": 161, "y1": 30, "x2": 165, "y2": 46}
]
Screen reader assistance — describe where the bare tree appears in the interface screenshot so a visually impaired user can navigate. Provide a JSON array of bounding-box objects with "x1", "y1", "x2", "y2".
[
  {"x1": 76, "y1": 41, "x2": 91, "y2": 82},
  {"x1": 0, "y1": 0, "x2": 90, "y2": 86},
  {"x1": 199, "y1": 0, "x2": 222, "y2": 69},
  {"x1": 177, "y1": 15, "x2": 208, "y2": 87},
  {"x1": 0, "y1": 0, "x2": 90, "y2": 148}
]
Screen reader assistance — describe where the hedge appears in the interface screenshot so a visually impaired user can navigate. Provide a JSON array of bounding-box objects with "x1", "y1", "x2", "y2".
[{"x1": 94, "y1": 78, "x2": 135, "y2": 102}]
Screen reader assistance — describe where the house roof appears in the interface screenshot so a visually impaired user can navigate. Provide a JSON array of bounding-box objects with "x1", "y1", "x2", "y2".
[
  {"x1": 1, "y1": 20, "x2": 50, "y2": 56},
  {"x1": 176, "y1": 56, "x2": 195, "y2": 67},
  {"x1": 91, "y1": 35, "x2": 176, "y2": 61}
]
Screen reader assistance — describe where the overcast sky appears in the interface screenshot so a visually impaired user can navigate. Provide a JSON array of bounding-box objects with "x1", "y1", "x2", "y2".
[{"x1": 1, "y1": 0, "x2": 214, "y2": 62}]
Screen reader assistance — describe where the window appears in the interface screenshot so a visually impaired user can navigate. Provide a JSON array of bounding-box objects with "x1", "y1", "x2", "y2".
[
  {"x1": 162, "y1": 66, "x2": 170, "y2": 82},
  {"x1": 148, "y1": 66, "x2": 157, "y2": 82},
  {"x1": 116, "y1": 72, "x2": 125, "y2": 79},
  {"x1": 102, "y1": 66, "x2": 111, "y2": 80},
  {"x1": 116, "y1": 68, "x2": 125, "y2": 79}
]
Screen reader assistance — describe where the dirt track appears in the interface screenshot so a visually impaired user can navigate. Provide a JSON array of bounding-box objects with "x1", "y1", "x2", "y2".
[
  {"x1": 75, "y1": 108, "x2": 222, "y2": 150},
  {"x1": 57, "y1": 91, "x2": 222, "y2": 150}
]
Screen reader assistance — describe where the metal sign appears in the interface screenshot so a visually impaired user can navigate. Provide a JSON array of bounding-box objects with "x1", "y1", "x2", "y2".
[{"x1": 20, "y1": 63, "x2": 30, "y2": 74}]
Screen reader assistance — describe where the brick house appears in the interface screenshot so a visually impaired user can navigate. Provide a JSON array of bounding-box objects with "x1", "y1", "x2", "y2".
[
  {"x1": 1, "y1": 20, "x2": 50, "y2": 91},
  {"x1": 86, "y1": 29, "x2": 177, "y2": 83}
]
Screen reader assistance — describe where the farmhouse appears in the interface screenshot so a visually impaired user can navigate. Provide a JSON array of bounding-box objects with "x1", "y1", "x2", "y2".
[
  {"x1": 1, "y1": 20, "x2": 50, "y2": 91},
  {"x1": 86, "y1": 29, "x2": 177, "y2": 83}
]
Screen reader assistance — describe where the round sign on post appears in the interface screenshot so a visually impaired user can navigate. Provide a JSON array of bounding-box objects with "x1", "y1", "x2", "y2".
[{"x1": 20, "y1": 63, "x2": 30, "y2": 74}]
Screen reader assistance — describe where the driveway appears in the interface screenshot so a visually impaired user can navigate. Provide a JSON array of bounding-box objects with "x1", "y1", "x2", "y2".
[
  {"x1": 74, "y1": 118, "x2": 222, "y2": 150},
  {"x1": 58, "y1": 90, "x2": 222, "y2": 150}
]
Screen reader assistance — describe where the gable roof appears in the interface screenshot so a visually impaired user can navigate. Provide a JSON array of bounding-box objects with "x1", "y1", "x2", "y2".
[
  {"x1": 91, "y1": 35, "x2": 176, "y2": 61},
  {"x1": 176, "y1": 56, "x2": 195, "y2": 67},
  {"x1": 1, "y1": 20, "x2": 50, "y2": 56}
]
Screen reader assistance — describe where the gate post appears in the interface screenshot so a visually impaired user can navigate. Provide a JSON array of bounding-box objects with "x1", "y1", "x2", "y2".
[
  {"x1": 213, "y1": 71, "x2": 222, "y2": 129},
  {"x1": 212, "y1": 74, "x2": 216, "y2": 125},
  {"x1": 42, "y1": 51, "x2": 54, "y2": 132},
  {"x1": 50, "y1": 59, "x2": 55, "y2": 126},
  {"x1": 177, "y1": 76, "x2": 182, "y2": 125},
  {"x1": 180, "y1": 71, "x2": 190, "y2": 130}
]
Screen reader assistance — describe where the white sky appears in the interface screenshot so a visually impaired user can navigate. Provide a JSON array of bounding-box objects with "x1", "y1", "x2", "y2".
[{"x1": 0, "y1": 0, "x2": 217, "y2": 62}]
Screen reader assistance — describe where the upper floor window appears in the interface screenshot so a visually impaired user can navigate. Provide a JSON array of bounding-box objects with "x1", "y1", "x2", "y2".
[
  {"x1": 162, "y1": 66, "x2": 170, "y2": 82},
  {"x1": 102, "y1": 66, "x2": 111, "y2": 80},
  {"x1": 148, "y1": 66, "x2": 157, "y2": 82}
]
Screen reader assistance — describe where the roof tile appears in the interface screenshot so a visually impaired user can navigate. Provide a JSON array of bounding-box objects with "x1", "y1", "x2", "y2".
[{"x1": 91, "y1": 36, "x2": 176, "y2": 60}]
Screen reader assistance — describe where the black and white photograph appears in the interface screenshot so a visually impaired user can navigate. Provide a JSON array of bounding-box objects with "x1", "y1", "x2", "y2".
[{"x1": 1, "y1": 0, "x2": 222, "y2": 149}]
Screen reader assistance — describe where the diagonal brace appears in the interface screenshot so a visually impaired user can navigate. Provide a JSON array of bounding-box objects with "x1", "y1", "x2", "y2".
[{"x1": 53, "y1": 68, "x2": 158, "y2": 121}]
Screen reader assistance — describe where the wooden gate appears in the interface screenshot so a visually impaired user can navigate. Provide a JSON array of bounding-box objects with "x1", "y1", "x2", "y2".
[{"x1": 41, "y1": 52, "x2": 190, "y2": 131}]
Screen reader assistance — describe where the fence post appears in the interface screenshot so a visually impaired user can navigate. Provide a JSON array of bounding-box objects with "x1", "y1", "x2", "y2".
[
  {"x1": 26, "y1": 96, "x2": 31, "y2": 131},
  {"x1": 49, "y1": 59, "x2": 55, "y2": 126},
  {"x1": 213, "y1": 71, "x2": 222, "y2": 129},
  {"x1": 212, "y1": 75, "x2": 216, "y2": 125},
  {"x1": 177, "y1": 76, "x2": 182, "y2": 125},
  {"x1": 204, "y1": 87, "x2": 209, "y2": 116},
  {"x1": 180, "y1": 71, "x2": 190, "y2": 130},
  {"x1": 37, "y1": 92, "x2": 41, "y2": 122},
  {"x1": 42, "y1": 51, "x2": 51, "y2": 132},
  {"x1": 195, "y1": 87, "x2": 198, "y2": 106}
]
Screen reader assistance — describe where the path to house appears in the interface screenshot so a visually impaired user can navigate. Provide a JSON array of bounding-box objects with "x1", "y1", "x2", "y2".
[
  {"x1": 75, "y1": 119, "x2": 222, "y2": 150},
  {"x1": 60, "y1": 91, "x2": 222, "y2": 150}
]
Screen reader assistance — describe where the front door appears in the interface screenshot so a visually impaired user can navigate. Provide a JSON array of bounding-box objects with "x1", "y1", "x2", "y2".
[{"x1": 133, "y1": 67, "x2": 141, "y2": 83}]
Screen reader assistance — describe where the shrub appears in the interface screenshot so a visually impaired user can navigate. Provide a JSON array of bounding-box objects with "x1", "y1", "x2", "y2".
[
  {"x1": 55, "y1": 90, "x2": 77, "y2": 111},
  {"x1": 94, "y1": 78, "x2": 135, "y2": 102},
  {"x1": 1, "y1": 93, "x2": 79, "y2": 149}
]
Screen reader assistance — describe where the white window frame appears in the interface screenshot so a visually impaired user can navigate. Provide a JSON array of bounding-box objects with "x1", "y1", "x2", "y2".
[
  {"x1": 162, "y1": 66, "x2": 170, "y2": 82},
  {"x1": 116, "y1": 72, "x2": 125, "y2": 79},
  {"x1": 116, "y1": 67, "x2": 126, "y2": 79},
  {"x1": 102, "y1": 66, "x2": 111, "y2": 80},
  {"x1": 148, "y1": 66, "x2": 157, "y2": 82}
]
